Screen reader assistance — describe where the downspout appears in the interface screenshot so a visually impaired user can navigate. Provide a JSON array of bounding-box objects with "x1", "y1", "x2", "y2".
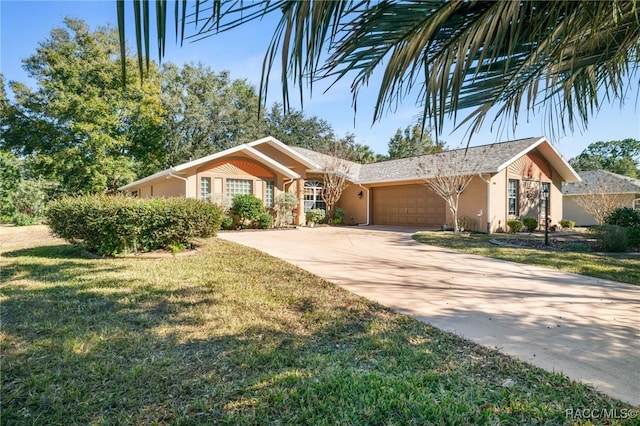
[
  {"x1": 282, "y1": 177, "x2": 299, "y2": 224},
  {"x1": 358, "y1": 183, "x2": 370, "y2": 226},
  {"x1": 478, "y1": 173, "x2": 491, "y2": 233},
  {"x1": 284, "y1": 177, "x2": 295, "y2": 189},
  {"x1": 168, "y1": 169, "x2": 189, "y2": 197}
]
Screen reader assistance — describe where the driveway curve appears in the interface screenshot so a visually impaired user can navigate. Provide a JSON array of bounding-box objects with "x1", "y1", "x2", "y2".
[{"x1": 219, "y1": 226, "x2": 639, "y2": 405}]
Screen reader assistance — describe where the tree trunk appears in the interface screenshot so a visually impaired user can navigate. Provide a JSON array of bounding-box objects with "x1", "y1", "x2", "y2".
[{"x1": 451, "y1": 193, "x2": 461, "y2": 233}]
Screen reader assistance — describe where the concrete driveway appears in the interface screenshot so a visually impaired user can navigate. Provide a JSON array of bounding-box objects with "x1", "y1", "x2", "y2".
[{"x1": 219, "y1": 226, "x2": 639, "y2": 406}]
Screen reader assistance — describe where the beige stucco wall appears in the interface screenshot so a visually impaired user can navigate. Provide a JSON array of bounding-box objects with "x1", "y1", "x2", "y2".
[
  {"x1": 138, "y1": 185, "x2": 152, "y2": 198},
  {"x1": 444, "y1": 175, "x2": 488, "y2": 232},
  {"x1": 193, "y1": 155, "x2": 278, "y2": 207},
  {"x1": 483, "y1": 151, "x2": 565, "y2": 233},
  {"x1": 550, "y1": 171, "x2": 564, "y2": 226},
  {"x1": 563, "y1": 196, "x2": 596, "y2": 226},
  {"x1": 130, "y1": 154, "x2": 290, "y2": 212},
  {"x1": 134, "y1": 178, "x2": 185, "y2": 198},
  {"x1": 489, "y1": 170, "x2": 507, "y2": 232},
  {"x1": 186, "y1": 175, "x2": 197, "y2": 198},
  {"x1": 337, "y1": 183, "x2": 368, "y2": 225}
]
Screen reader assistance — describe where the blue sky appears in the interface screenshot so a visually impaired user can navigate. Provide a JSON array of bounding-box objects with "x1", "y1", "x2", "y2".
[{"x1": 2, "y1": 0, "x2": 639, "y2": 160}]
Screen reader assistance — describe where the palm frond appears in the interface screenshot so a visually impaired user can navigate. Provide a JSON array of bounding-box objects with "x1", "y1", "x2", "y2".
[{"x1": 119, "y1": 0, "x2": 640, "y2": 141}]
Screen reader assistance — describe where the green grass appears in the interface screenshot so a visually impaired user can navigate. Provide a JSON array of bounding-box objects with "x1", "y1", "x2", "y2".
[
  {"x1": 1, "y1": 226, "x2": 636, "y2": 424},
  {"x1": 413, "y1": 231, "x2": 640, "y2": 287}
]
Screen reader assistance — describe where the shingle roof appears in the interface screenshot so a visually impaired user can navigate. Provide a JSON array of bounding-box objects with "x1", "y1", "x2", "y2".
[
  {"x1": 120, "y1": 135, "x2": 578, "y2": 191},
  {"x1": 562, "y1": 170, "x2": 640, "y2": 195},
  {"x1": 291, "y1": 136, "x2": 580, "y2": 184},
  {"x1": 357, "y1": 137, "x2": 544, "y2": 183},
  {"x1": 291, "y1": 146, "x2": 363, "y2": 181}
]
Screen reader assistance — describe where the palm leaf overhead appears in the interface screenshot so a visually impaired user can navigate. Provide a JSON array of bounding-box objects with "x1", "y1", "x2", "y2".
[{"x1": 118, "y1": 0, "x2": 640, "y2": 140}]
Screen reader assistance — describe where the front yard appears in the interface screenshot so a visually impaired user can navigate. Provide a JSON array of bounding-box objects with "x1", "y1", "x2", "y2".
[
  {"x1": 413, "y1": 231, "x2": 640, "y2": 286},
  {"x1": 1, "y1": 226, "x2": 636, "y2": 424}
]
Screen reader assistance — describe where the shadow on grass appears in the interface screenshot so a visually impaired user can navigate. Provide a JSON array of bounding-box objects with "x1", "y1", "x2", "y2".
[
  {"x1": 413, "y1": 232, "x2": 640, "y2": 286},
  {"x1": 1, "y1": 241, "x2": 634, "y2": 424},
  {"x1": 2, "y1": 244, "x2": 85, "y2": 259}
]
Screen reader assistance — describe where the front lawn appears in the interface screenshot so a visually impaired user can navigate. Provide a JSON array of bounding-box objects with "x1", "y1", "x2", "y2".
[
  {"x1": 413, "y1": 231, "x2": 640, "y2": 286},
  {"x1": 1, "y1": 226, "x2": 635, "y2": 424}
]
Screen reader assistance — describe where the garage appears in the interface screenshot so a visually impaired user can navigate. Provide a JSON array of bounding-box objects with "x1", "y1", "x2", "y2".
[{"x1": 372, "y1": 184, "x2": 446, "y2": 226}]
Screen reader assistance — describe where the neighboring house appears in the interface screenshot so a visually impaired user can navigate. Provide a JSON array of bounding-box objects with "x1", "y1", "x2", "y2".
[
  {"x1": 119, "y1": 136, "x2": 579, "y2": 233},
  {"x1": 562, "y1": 169, "x2": 640, "y2": 226}
]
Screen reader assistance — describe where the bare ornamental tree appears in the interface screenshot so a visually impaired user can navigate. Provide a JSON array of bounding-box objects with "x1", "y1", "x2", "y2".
[
  {"x1": 421, "y1": 149, "x2": 483, "y2": 233},
  {"x1": 321, "y1": 154, "x2": 352, "y2": 222},
  {"x1": 571, "y1": 183, "x2": 629, "y2": 224}
]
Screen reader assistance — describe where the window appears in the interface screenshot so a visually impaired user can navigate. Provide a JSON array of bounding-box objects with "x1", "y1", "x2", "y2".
[
  {"x1": 634, "y1": 198, "x2": 640, "y2": 211},
  {"x1": 200, "y1": 177, "x2": 211, "y2": 202},
  {"x1": 540, "y1": 182, "x2": 550, "y2": 214},
  {"x1": 265, "y1": 181, "x2": 275, "y2": 208},
  {"x1": 227, "y1": 179, "x2": 253, "y2": 203},
  {"x1": 304, "y1": 180, "x2": 326, "y2": 212},
  {"x1": 508, "y1": 179, "x2": 518, "y2": 216}
]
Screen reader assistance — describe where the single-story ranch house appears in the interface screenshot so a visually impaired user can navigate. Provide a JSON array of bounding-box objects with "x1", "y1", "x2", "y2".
[
  {"x1": 562, "y1": 169, "x2": 640, "y2": 226},
  {"x1": 119, "y1": 136, "x2": 580, "y2": 233}
]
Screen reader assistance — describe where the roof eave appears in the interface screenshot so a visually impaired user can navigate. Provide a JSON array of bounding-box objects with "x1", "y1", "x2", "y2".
[
  {"x1": 243, "y1": 146, "x2": 301, "y2": 179},
  {"x1": 118, "y1": 169, "x2": 172, "y2": 191},
  {"x1": 248, "y1": 136, "x2": 320, "y2": 169},
  {"x1": 119, "y1": 140, "x2": 301, "y2": 190},
  {"x1": 564, "y1": 191, "x2": 640, "y2": 196}
]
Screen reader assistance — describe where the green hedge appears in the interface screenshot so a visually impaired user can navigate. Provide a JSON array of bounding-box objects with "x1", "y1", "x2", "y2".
[
  {"x1": 559, "y1": 219, "x2": 575, "y2": 229},
  {"x1": 46, "y1": 195, "x2": 223, "y2": 255},
  {"x1": 604, "y1": 207, "x2": 640, "y2": 248},
  {"x1": 522, "y1": 217, "x2": 538, "y2": 232},
  {"x1": 507, "y1": 219, "x2": 524, "y2": 233},
  {"x1": 590, "y1": 225, "x2": 629, "y2": 253}
]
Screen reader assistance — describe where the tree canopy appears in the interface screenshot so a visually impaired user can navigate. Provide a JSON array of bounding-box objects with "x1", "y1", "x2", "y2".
[
  {"x1": 161, "y1": 63, "x2": 265, "y2": 166},
  {"x1": 118, "y1": 0, "x2": 640, "y2": 141},
  {"x1": 264, "y1": 103, "x2": 336, "y2": 152},
  {"x1": 387, "y1": 122, "x2": 445, "y2": 160},
  {"x1": 1, "y1": 18, "x2": 165, "y2": 194},
  {"x1": 569, "y1": 139, "x2": 640, "y2": 178},
  {"x1": 1, "y1": 17, "x2": 381, "y2": 201}
]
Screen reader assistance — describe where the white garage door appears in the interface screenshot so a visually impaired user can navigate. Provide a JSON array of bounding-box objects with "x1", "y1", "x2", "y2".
[{"x1": 372, "y1": 184, "x2": 445, "y2": 226}]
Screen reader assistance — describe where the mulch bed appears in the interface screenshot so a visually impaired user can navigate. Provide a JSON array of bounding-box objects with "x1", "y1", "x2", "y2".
[{"x1": 490, "y1": 232, "x2": 599, "y2": 252}]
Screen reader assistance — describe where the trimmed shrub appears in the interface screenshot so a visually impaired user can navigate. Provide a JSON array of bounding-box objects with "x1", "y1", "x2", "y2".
[
  {"x1": 559, "y1": 219, "x2": 575, "y2": 229},
  {"x1": 589, "y1": 225, "x2": 629, "y2": 253},
  {"x1": 256, "y1": 213, "x2": 274, "y2": 229},
  {"x1": 604, "y1": 207, "x2": 640, "y2": 248},
  {"x1": 11, "y1": 212, "x2": 36, "y2": 226},
  {"x1": 522, "y1": 217, "x2": 538, "y2": 232},
  {"x1": 46, "y1": 195, "x2": 223, "y2": 255},
  {"x1": 507, "y1": 219, "x2": 524, "y2": 233},
  {"x1": 306, "y1": 209, "x2": 326, "y2": 224},
  {"x1": 221, "y1": 215, "x2": 236, "y2": 230},
  {"x1": 332, "y1": 207, "x2": 346, "y2": 224},
  {"x1": 231, "y1": 194, "x2": 265, "y2": 227},
  {"x1": 628, "y1": 228, "x2": 640, "y2": 249},
  {"x1": 275, "y1": 192, "x2": 298, "y2": 227},
  {"x1": 604, "y1": 207, "x2": 640, "y2": 228}
]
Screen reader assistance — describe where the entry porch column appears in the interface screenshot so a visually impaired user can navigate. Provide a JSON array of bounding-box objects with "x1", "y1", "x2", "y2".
[{"x1": 295, "y1": 177, "x2": 306, "y2": 226}]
